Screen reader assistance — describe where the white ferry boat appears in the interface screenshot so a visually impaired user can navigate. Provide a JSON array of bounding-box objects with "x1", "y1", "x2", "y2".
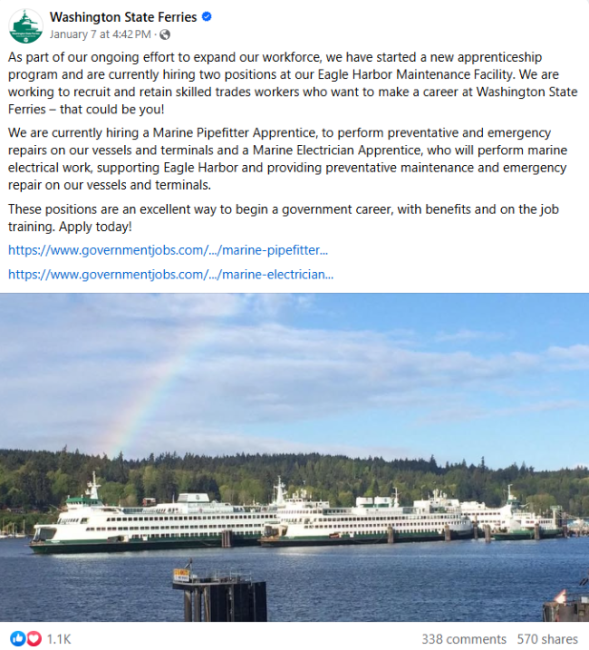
[
  {"x1": 30, "y1": 473, "x2": 279, "y2": 555},
  {"x1": 460, "y1": 485, "x2": 563, "y2": 540},
  {"x1": 259, "y1": 481, "x2": 473, "y2": 546}
]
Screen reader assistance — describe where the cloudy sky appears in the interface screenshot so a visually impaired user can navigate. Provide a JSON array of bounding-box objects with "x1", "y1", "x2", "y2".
[{"x1": 1, "y1": 294, "x2": 588, "y2": 469}]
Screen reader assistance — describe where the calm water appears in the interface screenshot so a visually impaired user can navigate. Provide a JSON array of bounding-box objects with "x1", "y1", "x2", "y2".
[{"x1": 0, "y1": 537, "x2": 587, "y2": 622}]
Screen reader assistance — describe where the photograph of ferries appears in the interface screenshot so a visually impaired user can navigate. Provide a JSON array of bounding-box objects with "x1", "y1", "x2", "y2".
[
  {"x1": 29, "y1": 475, "x2": 565, "y2": 554},
  {"x1": 2, "y1": 294, "x2": 589, "y2": 556}
]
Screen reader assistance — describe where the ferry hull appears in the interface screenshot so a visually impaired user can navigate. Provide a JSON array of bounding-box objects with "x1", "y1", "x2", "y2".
[
  {"x1": 492, "y1": 529, "x2": 563, "y2": 541},
  {"x1": 30, "y1": 535, "x2": 260, "y2": 555},
  {"x1": 260, "y1": 530, "x2": 473, "y2": 547}
]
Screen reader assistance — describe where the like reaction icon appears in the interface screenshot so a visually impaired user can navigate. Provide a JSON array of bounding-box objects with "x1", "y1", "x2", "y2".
[
  {"x1": 10, "y1": 632, "x2": 26, "y2": 647},
  {"x1": 27, "y1": 632, "x2": 42, "y2": 647}
]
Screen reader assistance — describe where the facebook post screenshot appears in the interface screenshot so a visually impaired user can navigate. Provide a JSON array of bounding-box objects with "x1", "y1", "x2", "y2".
[{"x1": 1, "y1": 0, "x2": 589, "y2": 645}]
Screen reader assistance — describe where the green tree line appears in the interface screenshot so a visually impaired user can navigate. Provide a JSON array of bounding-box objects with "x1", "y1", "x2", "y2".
[{"x1": 1, "y1": 448, "x2": 589, "y2": 519}]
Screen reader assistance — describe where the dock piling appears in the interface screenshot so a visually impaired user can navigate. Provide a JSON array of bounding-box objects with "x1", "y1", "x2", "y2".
[
  {"x1": 173, "y1": 569, "x2": 268, "y2": 622},
  {"x1": 221, "y1": 529, "x2": 233, "y2": 548},
  {"x1": 183, "y1": 590, "x2": 192, "y2": 622},
  {"x1": 534, "y1": 523, "x2": 541, "y2": 540},
  {"x1": 484, "y1": 524, "x2": 491, "y2": 543},
  {"x1": 193, "y1": 589, "x2": 201, "y2": 622},
  {"x1": 386, "y1": 526, "x2": 395, "y2": 544},
  {"x1": 444, "y1": 524, "x2": 451, "y2": 542}
]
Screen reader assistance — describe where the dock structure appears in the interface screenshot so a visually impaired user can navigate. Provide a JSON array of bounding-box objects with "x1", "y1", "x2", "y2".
[
  {"x1": 173, "y1": 566, "x2": 267, "y2": 622},
  {"x1": 484, "y1": 524, "x2": 492, "y2": 543},
  {"x1": 534, "y1": 523, "x2": 541, "y2": 541},
  {"x1": 543, "y1": 594, "x2": 589, "y2": 622},
  {"x1": 221, "y1": 530, "x2": 233, "y2": 548},
  {"x1": 386, "y1": 526, "x2": 395, "y2": 544}
]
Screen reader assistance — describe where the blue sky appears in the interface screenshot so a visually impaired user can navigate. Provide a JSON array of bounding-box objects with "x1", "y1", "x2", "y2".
[{"x1": 1, "y1": 294, "x2": 588, "y2": 470}]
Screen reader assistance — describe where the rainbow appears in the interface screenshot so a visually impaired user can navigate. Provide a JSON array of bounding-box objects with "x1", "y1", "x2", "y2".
[
  {"x1": 103, "y1": 329, "x2": 198, "y2": 457},
  {"x1": 102, "y1": 301, "x2": 234, "y2": 457}
]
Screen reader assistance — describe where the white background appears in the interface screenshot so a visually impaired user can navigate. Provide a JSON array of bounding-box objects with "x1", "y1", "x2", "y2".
[
  {"x1": 1, "y1": 0, "x2": 588, "y2": 292},
  {"x1": 1, "y1": 0, "x2": 589, "y2": 634},
  {"x1": 0, "y1": 622, "x2": 587, "y2": 645}
]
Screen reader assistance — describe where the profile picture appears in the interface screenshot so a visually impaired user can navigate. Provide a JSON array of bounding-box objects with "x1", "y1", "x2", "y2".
[{"x1": 9, "y1": 9, "x2": 43, "y2": 44}]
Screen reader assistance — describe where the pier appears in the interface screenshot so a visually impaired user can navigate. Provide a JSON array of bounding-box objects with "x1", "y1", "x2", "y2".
[
  {"x1": 543, "y1": 594, "x2": 589, "y2": 622},
  {"x1": 173, "y1": 565, "x2": 267, "y2": 622}
]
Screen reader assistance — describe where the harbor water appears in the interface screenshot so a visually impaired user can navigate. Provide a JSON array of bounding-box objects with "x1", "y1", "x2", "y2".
[{"x1": 1, "y1": 537, "x2": 588, "y2": 622}]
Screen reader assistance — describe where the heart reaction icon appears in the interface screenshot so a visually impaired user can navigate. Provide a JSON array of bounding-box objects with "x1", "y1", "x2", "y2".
[{"x1": 27, "y1": 632, "x2": 42, "y2": 647}]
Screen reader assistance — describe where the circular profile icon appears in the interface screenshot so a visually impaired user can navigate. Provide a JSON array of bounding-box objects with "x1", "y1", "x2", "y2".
[{"x1": 9, "y1": 9, "x2": 43, "y2": 44}]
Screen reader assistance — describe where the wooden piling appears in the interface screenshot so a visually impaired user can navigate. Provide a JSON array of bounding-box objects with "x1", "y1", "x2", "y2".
[
  {"x1": 221, "y1": 529, "x2": 233, "y2": 548},
  {"x1": 534, "y1": 523, "x2": 541, "y2": 540},
  {"x1": 444, "y1": 524, "x2": 451, "y2": 542},
  {"x1": 484, "y1": 524, "x2": 491, "y2": 543},
  {"x1": 387, "y1": 526, "x2": 395, "y2": 544},
  {"x1": 473, "y1": 517, "x2": 479, "y2": 540}
]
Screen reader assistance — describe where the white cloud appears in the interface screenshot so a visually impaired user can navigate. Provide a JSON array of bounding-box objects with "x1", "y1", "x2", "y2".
[
  {"x1": 2, "y1": 295, "x2": 589, "y2": 458},
  {"x1": 547, "y1": 345, "x2": 589, "y2": 369},
  {"x1": 421, "y1": 398, "x2": 585, "y2": 424},
  {"x1": 435, "y1": 329, "x2": 506, "y2": 343}
]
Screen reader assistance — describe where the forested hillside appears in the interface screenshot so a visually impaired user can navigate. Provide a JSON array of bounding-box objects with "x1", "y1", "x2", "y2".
[{"x1": 1, "y1": 448, "x2": 589, "y2": 517}]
